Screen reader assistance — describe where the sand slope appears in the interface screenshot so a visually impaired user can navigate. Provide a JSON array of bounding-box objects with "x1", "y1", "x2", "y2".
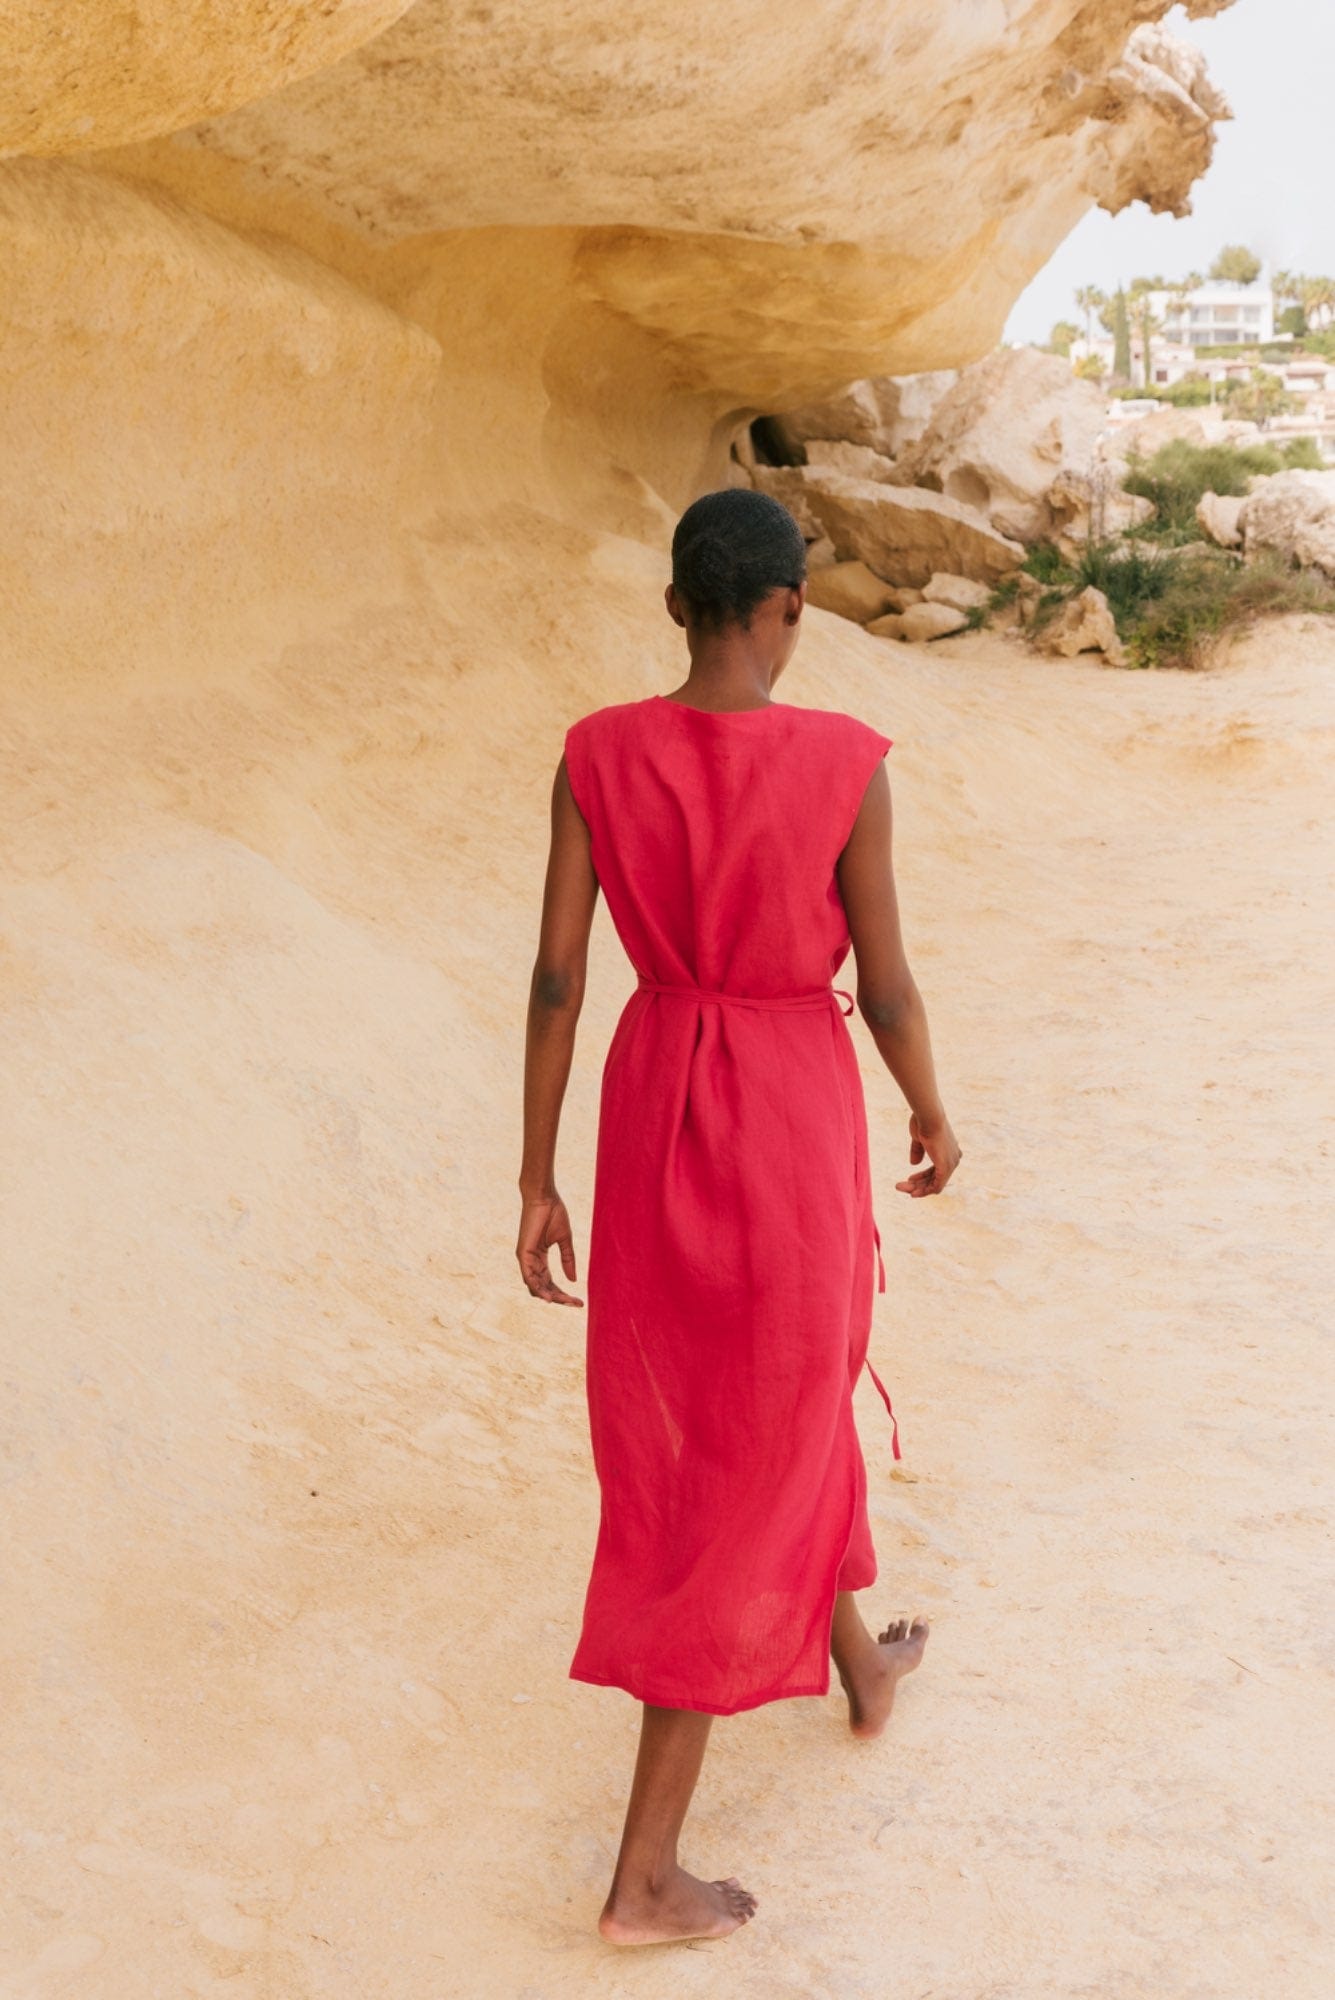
[{"x1": 2, "y1": 531, "x2": 1332, "y2": 1995}]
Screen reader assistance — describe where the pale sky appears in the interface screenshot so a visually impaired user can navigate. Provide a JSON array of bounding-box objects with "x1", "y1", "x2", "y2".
[{"x1": 1005, "y1": 1, "x2": 1335, "y2": 345}]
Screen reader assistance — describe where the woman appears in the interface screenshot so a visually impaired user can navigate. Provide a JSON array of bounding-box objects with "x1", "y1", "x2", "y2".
[{"x1": 517, "y1": 487, "x2": 961, "y2": 1945}]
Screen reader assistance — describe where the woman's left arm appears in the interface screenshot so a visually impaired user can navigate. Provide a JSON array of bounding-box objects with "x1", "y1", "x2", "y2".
[{"x1": 517, "y1": 755, "x2": 599, "y2": 1305}]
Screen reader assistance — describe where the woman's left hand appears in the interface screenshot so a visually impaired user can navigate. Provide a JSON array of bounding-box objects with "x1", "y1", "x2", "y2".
[{"x1": 516, "y1": 1194, "x2": 585, "y2": 1306}]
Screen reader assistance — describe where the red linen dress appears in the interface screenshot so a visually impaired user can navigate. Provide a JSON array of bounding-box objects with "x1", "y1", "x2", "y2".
[{"x1": 563, "y1": 694, "x2": 899, "y2": 1717}]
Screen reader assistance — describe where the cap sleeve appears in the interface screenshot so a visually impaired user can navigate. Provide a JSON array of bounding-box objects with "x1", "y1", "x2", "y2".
[
  {"x1": 833, "y1": 717, "x2": 893, "y2": 854},
  {"x1": 562, "y1": 714, "x2": 594, "y2": 828}
]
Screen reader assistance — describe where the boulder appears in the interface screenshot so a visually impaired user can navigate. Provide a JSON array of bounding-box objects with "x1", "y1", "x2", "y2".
[
  {"x1": 749, "y1": 464, "x2": 824, "y2": 539},
  {"x1": 1037, "y1": 586, "x2": 1124, "y2": 664},
  {"x1": 869, "y1": 601, "x2": 970, "y2": 643},
  {"x1": 1239, "y1": 471, "x2": 1335, "y2": 576},
  {"x1": 856, "y1": 583, "x2": 924, "y2": 612},
  {"x1": 1114, "y1": 406, "x2": 1212, "y2": 456},
  {"x1": 802, "y1": 438, "x2": 901, "y2": 483},
  {"x1": 805, "y1": 560, "x2": 901, "y2": 623},
  {"x1": 923, "y1": 571, "x2": 991, "y2": 612},
  {"x1": 897, "y1": 347, "x2": 1108, "y2": 542},
  {"x1": 1111, "y1": 407, "x2": 1261, "y2": 467},
  {"x1": 805, "y1": 535, "x2": 837, "y2": 567},
  {"x1": 759, "y1": 469, "x2": 1023, "y2": 587},
  {"x1": 767, "y1": 371, "x2": 958, "y2": 463},
  {"x1": 1195, "y1": 491, "x2": 1245, "y2": 547},
  {"x1": 1047, "y1": 465, "x2": 1155, "y2": 556},
  {"x1": 901, "y1": 601, "x2": 971, "y2": 642}
]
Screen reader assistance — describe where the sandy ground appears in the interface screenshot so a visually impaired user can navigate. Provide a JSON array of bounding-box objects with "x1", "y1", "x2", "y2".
[{"x1": 2, "y1": 545, "x2": 1332, "y2": 1997}]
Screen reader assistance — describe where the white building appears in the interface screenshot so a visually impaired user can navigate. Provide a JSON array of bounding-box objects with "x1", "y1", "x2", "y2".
[
  {"x1": 1153, "y1": 278, "x2": 1274, "y2": 349},
  {"x1": 1070, "y1": 276, "x2": 1277, "y2": 388}
]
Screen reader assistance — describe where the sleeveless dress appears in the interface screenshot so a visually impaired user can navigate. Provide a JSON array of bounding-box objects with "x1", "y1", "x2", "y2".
[{"x1": 562, "y1": 694, "x2": 899, "y2": 1717}]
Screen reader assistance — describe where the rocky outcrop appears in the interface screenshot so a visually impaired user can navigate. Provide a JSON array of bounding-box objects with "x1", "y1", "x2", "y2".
[
  {"x1": 1080, "y1": 19, "x2": 1234, "y2": 219},
  {"x1": 1112, "y1": 407, "x2": 1258, "y2": 462},
  {"x1": 754, "y1": 470, "x2": 1023, "y2": 587},
  {"x1": 923, "y1": 573, "x2": 992, "y2": 613},
  {"x1": 1048, "y1": 467, "x2": 1156, "y2": 556},
  {"x1": 1196, "y1": 490, "x2": 1246, "y2": 548},
  {"x1": 768, "y1": 374, "x2": 958, "y2": 464},
  {"x1": 868, "y1": 602, "x2": 973, "y2": 644},
  {"x1": 1239, "y1": 472, "x2": 1335, "y2": 576},
  {"x1": 1038, "y1": 586, "x2": 1125, "y2": 663},
  {"x1": 1, "y1": 1, "x2": 417, "y2": 156},
  {"x1": 801, "y1": 440, "x2": 902, "y2": 484},
  {"x1": 29, "y1": 0, "x2": 1230, "y2": 481},
  {"x1": 805, "y1": 561, "x2": 902, "y2": 623},
  {"x1": 897, "y1": 349, "x2": 1109, "y2": 542}
]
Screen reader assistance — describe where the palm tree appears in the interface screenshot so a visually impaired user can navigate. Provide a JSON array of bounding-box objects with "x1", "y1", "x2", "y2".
[
  {"x1": 1127, "y1": 279, "x2": 1163, "y2": 387},
  {"x1": 1301, "y1": 276, "x2": 1335, "y2": 334},
  {"x1": 1272, "y1": 269, "x2": 1307, "y2": 337},
  {"x1": 1111, "y1": 289, "x2": 1132, "y2": 382},
  {"x1": 1074, "y1": 284, "x2": 1106, "y2": 346}
]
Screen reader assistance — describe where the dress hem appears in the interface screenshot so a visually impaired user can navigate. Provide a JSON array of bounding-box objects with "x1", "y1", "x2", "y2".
[{"x1": 569, "y1": 1666, "x2": 835, "y2": 1717}]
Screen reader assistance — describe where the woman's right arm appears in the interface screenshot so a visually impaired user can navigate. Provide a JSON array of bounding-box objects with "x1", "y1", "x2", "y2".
[
  {"x1": 836, "y1": 761, "x2": 962, "y2": 1197},
  {"x1": 517, "y1": 756, "x2": 600, "y2": 1299}
]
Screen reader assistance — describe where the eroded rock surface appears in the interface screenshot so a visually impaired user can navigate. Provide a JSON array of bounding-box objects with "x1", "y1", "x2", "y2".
[
  {"x1": 1239, "y1": 471, "x2": 1335, "y2": 576},
  {"x1": 770, "y1": 374, "x2": 958, "y2": 464},
  {"x1": 1038, "y1": 584, "x2": 1126, "y2": 663},
  {"x1": 805, "y1": 561, "x2": 902, "y2": 624},
  {"x1": 898, "y1": 349, "x2": 1109, "y2": 543},
  {"x1": 785, "y1": 474, "x2": 1025, "y2": 588},
  {"x1": 1197, "y1": 490, "x2": 1246, "y2": 548}
]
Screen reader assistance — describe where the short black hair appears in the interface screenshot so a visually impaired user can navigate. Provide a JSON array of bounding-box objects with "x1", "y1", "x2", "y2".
[{"x1": 671, "y1": 488, "x2": 807, "y2": 630}]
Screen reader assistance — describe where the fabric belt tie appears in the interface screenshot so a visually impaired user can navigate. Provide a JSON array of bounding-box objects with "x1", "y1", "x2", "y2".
[
  {"x1": 635, "y1": 975, "x2": 855, "y2": 1016},
  {"x1": 867, "y1": 1221, "x2": 901, "y2": 1461},
  {"x1": 634, "y1": 973, "x2": 902, "y2": 1462}
]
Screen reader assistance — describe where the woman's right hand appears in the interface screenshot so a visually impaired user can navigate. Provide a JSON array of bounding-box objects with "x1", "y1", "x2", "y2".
[
  {"x1": 516, "y1": 1192, "x2": 585, "y2": 1305},
  {"x1": 895, "y1": 1112, "x2": 961, "y2": 1198}
]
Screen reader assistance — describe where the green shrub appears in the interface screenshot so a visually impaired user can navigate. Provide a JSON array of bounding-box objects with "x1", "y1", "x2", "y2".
[
  {"x1": 1037, "y1": 540, "x2": 1335, "y2": 669},
  {"x1": 1111, "y1": 377, "x2": 1213, "y2": 408},
  {"x1": 1074, "y1": 542, "x2": 1181, "y2": 625},
  {"x1": 1121, "y1": 551, "x2": 1239, "y2": 669},
  {"x1": 1277, "y1": 435, "x2": 1324, "y2": 471},
  {"x1": 1022, "y1": 542, "x2": 1072, "y2": 585},
  {"x1": 1122, "y1": 438, "x2": 1323, "y2": 536},
  {"x1": 1123, "y1": 442, "x2": 1227, "y2": 529}
]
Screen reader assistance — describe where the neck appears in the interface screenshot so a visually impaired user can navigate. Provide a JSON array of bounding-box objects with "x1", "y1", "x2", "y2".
[{"x1": 675, "y1": 632, "x2": 779, "y2": 710}]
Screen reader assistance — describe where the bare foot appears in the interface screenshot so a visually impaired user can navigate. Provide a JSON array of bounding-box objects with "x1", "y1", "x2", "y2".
[
  {"x1": 598, "y1": 1867, "x2": 757, "y2": 1945},
  {"x1": 837, "y1": 1616, "x2": 929, "y2": 1739}
]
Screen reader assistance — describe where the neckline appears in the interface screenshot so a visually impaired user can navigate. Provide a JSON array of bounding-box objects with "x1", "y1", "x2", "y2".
[{"x1": 651, "y1": 693, "x2": 787, "y2": 718}]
